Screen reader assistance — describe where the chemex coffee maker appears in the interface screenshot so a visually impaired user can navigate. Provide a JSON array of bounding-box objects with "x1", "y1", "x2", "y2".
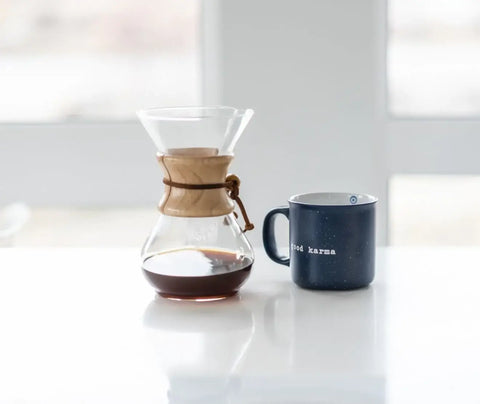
[{"x1": 137, "y1": 106, "x2": 255, "y2": 301}]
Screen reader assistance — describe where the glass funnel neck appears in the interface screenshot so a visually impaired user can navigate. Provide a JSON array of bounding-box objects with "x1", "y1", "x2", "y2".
[{"x1": 137, "y1": 106, "x2": 254, "y2": 156}]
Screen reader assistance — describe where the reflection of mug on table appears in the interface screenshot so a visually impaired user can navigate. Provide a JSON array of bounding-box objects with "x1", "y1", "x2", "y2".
[{"x1": 264, "y1": 285, "x2": 383, "y2": 375}]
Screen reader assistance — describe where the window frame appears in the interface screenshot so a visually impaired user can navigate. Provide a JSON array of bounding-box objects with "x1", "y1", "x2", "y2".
[
  {"x1": 384, "y1": 0, "x2": 480, "y2": 243},
  {"x1": 0, "y1": 1, "x2": 215, "y2": 207}
]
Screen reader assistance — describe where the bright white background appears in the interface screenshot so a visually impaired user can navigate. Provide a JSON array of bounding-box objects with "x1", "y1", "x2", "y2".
[{"x1": 1, "y1": 0, "x2": 480, "y2": 247}]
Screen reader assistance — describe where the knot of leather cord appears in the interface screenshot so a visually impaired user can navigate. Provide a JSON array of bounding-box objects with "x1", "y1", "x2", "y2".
[
  {"x1": 225, "y1": 175, "x2": 255, "y2": 232},
  {"x1": 162, "y1": 174, "x2": 254, "y2": 232}
]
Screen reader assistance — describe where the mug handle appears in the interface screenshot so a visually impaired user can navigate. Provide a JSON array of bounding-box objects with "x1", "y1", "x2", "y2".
[{"x1": 263, "y1": 207, "x2": 290, "y2": 266}]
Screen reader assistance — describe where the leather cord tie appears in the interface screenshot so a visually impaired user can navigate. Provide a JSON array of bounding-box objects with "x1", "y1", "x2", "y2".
[{"x1": 162, "y1": 174, "x2": 255, "y2": 232}]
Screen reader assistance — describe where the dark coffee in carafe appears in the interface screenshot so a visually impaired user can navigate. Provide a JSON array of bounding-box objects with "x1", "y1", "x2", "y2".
[{"x1": 142, "y1": 249, "x2": 252, "y2": 300}]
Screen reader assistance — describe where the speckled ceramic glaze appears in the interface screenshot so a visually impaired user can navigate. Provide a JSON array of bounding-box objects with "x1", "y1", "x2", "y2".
[{"x1": 263, "y1": 192, "x2": 377, "y2": 290}]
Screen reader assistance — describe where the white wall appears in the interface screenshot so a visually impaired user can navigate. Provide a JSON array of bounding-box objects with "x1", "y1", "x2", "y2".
[
  {"x1": 0, "y1": 0, "x2": 387, "y2": 246},
  {"x1": 214, "y1": 0, "x2": 386, "y2": 245}
]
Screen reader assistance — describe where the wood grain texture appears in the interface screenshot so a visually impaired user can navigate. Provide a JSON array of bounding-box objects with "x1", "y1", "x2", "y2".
[{"x1": 157, "y1": 150, "x2": 235, "y2": 217}]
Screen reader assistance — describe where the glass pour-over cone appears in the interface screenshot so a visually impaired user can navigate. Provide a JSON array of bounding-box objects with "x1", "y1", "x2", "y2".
[
  {"x1": 137, "y1": 106, "x2": 254, "y2": 156},
  {"x1": 137, "y1": 106, "x2": 255, "y2": 301}
]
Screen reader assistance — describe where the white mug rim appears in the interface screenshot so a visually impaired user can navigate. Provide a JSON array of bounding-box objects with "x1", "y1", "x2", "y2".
[{"x1": 288, "y1": 192, "x2": 378, "y2": 207}]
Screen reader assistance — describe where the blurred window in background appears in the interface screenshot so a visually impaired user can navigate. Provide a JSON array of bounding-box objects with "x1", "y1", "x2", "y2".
[
  {"x1": 389, "y1": 176, "x2": 480, "y2": 245},
  {"x1": 0, "y1": 0, "x2": 200, "y2": 122},
  {"x1": 389, "y1": 0, "x2": 480, "y2": 116},
  {"x1": 388, "y1": 0, "x2": 480, "y2": 246}
]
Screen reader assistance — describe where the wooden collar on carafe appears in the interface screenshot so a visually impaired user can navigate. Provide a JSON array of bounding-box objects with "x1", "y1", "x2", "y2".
[{"x1": 156, "y1": 148, "x2": 254, "y2": 232}]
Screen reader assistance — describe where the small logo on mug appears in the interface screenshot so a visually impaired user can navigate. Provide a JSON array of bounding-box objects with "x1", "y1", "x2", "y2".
[
  {"x1": 291, "y1": 243, "x2": 336, "y2": 255},
  {"x1": 349, "y1": 195, "x2": 358, "y2": 204}
]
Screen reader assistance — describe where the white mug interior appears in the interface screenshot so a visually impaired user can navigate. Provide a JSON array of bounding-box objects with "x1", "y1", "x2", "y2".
[{"x1": 289, "y1": 192, "x2": 377, "y2": 206}]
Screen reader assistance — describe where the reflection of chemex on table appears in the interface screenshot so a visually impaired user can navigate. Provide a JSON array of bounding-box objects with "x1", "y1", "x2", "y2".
[{"x1": 143, "y1": 295, "x2": 255, "y2": 403}]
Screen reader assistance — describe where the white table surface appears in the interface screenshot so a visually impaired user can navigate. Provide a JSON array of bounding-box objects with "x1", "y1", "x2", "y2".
[{"x1": 0, "y1": 247, "x2": 479, "y2": 403}]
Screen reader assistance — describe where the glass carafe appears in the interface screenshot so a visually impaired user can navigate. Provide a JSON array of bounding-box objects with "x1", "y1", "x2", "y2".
[{"x1": 137, "y1": 106, "x2": 255, "y2": 301}]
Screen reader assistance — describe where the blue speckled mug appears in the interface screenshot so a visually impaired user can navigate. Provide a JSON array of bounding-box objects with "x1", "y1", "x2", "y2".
[{"x1": 263, "y1": 192, "x2": 378, "y2": 290}]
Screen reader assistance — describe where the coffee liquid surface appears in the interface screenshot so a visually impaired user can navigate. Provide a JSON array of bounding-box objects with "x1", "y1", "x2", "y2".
[{"x1": 142, "y1": 249, "x2": 252, "y2": 300}]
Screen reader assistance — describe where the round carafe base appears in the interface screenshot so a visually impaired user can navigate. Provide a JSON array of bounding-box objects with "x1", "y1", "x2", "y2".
[
  {"x1": 159, "y1": 291, "x2": 238, "y2": 302},
  {"x1": 143, "y1": 268, "x2": 252, "y2": 301},
  {"x1": 142, "y1": 248, "x2": 253, "y2": 301}
]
